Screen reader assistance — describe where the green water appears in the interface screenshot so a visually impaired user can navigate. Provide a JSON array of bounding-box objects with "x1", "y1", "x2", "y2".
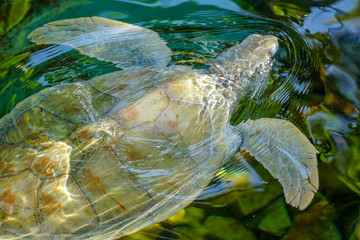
[{"x1": 0, "y1": 0, "x2": 360, "y2": 239}]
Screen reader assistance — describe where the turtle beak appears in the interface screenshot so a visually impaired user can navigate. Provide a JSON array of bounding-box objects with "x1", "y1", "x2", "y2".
[{"x1": 266, "y1": 35, "x2": 279, "y2": 57}]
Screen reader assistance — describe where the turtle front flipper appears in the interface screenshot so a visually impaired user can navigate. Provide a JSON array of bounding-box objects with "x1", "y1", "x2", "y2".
[
  {"x1": 28, "y1": 17, "x2": 172, "y2": 69},
  {"x1": 236, "y1": 118, "x2": 318, "y2": 210}
]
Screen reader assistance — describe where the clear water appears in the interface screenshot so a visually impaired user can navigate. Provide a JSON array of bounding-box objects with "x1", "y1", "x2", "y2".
[{"x1": 0, "y1": 0, "x2": 359, "y2": 239}]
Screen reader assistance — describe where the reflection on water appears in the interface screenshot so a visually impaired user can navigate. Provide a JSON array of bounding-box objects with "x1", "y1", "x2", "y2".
[{"x1": 0, "y1": 0, "x2": 359, "y2": 239}]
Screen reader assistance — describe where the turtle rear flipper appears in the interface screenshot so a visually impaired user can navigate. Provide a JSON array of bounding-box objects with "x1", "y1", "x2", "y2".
[
  {"x1": 28, "y1": 17, "x2": 172, "y2": 69},
  {"x1": 236, "y1": 118, "x2": 318, "y2": 210}
]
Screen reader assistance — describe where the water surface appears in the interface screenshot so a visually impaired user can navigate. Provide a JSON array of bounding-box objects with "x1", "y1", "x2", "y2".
[{"x1": 0, "y1": 0, "x2": 359, "y2": 239}]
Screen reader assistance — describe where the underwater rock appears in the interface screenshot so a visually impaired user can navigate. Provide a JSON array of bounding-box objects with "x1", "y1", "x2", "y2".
[
  {"x1": 258, "y1": 198, "x2": 291, "y2": 236},
  {"x1": 168, "y1": 207, "x2": 207, "y2": 240},
  {"x1": 203, "y1": 215, "x2": 256, "y2": 240},
  {"x1": 283, "y1": 201, "x2": 341, "y2": 240},
  {"x1": 166, "y1": 207, "x2": 256, "y2": 240},
  {"x1": 234, "y1": 176, "x2": 283, "y2": 216}
]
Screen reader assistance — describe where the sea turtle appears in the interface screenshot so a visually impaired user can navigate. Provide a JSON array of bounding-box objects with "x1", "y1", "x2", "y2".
[{"x1": 0, "y1": 17, "x2": 318, "y2": 239}]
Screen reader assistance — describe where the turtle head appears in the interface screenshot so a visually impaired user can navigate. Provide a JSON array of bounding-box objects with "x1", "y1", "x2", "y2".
[
  {"x1": 204, "y1": 34, "x2": 278, "y2": 103},
  {"x1": 212, "y1": 34, "x2": 278, "y2": 70},
  {"x1": 238, "y1": 34, "x2": 278, "y2": 59}
]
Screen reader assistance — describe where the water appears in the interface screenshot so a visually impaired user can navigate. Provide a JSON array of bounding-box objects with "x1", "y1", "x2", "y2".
[{"x1": 0, "y1": 0, "x2": 359, "y2": 239}]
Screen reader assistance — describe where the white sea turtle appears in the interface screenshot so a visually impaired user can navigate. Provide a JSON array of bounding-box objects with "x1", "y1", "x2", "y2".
[{"x1": 0, "y1": 17, "x2": 318, "y2": 239}]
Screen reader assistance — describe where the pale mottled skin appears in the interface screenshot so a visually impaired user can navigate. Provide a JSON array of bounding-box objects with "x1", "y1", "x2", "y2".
[{"x1": 0, "y1": 17, "x2": 318, "y2": 239}]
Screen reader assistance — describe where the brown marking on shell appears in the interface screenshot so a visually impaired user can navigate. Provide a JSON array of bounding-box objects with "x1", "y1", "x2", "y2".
[
  {"x1": 112, "y1": 84, "x2": 128, "y2": 92},
  {"x1": 138, "y1": 70, "x2": 151, "y2": 76},
  {"x1": 167, "y1": 82, "x2": 186, "y2": 95},
  {"x1": 120, "y1": 105, "x2": 139, "y2": 124},
  {"x1": 114, "y1": 88, "x2": 169, "y2": 128},
  {"x1": 72, "y1": 126, "x2": 102, "y2": 153},
  {"x1": 0, "y1": 190, "x2": 15, "y2": 220},
  {"x1": 83, "y1": 169, "x2": 106, "y2": 193},
  {"x1": 75, "y1": 128, "x2": 93, "y2": 138},
  {"x1": 0, "y1": 160, "x2": 11, "y2": 174},
  {"x1": 125, "y1": 143, "x2": 147, "y2": 160},
  {"x1": 38, "y1": 176, "x2": 98, "y2": 234},
  {"x1": 83, "y1": 169, "x2": 127, "y2": 212},
  {"x1": 162, "y1": 119, "x2": 178, "y2": 133},
  {"x1": 165, "y1": 78, "x2": 202, "y2": 103},
  {"x1": 30, "y1": 142, "x2": 71, "y2": 180},
  {"x1": 99, "y1": 83, "x2": 129, "y2": 101},
  {"x1": 0, "y1": 145, "x2": 37, "y2": 177},
  {"x1": 0, "y1": 171, "x2": 40, "y2": 233},
  {"x1": 39, "y1": 179, "x2": 65, "y2": 216},
  {"x1": 32, "y1": 157, "x2": 56, "y2": 177},
  {"x1": 40, "y1": 191, "x2": 63, "y2": 213},
  {"x1": 72, "y1": 147, "x2": 158, "y2": 224},
  {"x1": 156, "y1": 101, "x2": 212, "y2": 146}
]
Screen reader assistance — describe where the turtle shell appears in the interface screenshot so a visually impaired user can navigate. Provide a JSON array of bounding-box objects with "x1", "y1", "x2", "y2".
[{"x1": 0, "y1": 65, "x2": 228, "y2": 239}]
